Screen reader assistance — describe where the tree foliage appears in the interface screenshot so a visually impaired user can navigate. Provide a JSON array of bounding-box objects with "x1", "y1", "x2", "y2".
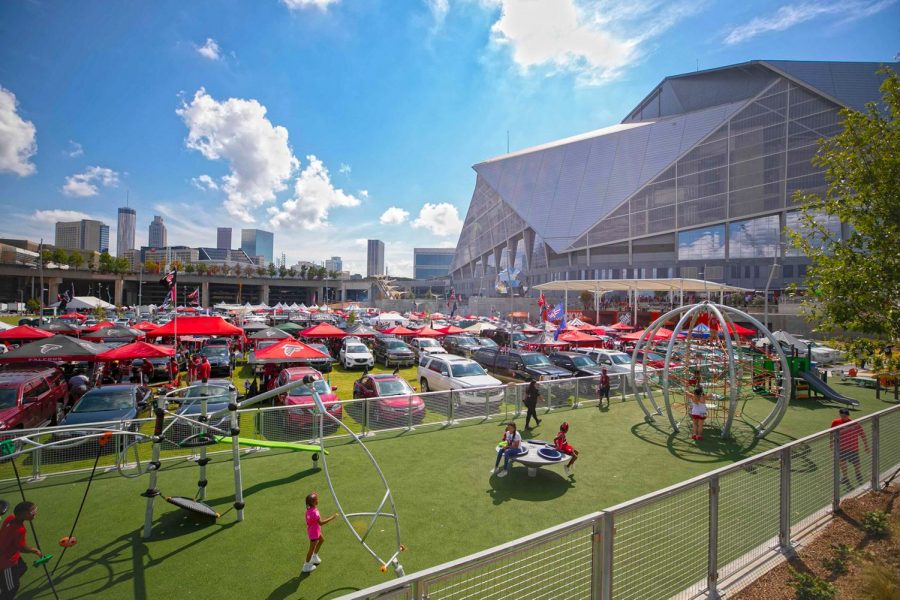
[{"x1": 789, "y1": 68, "x2": 900, "y2": 341}]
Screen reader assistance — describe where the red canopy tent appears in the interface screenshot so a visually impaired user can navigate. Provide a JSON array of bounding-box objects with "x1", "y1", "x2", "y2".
[
  {"x1": 299, "y1": 323, "x2": 347, "y2": 338},
  {"x1": 722, "y1": 322, "x2": 756, "y2": 336},
  {"x1": 379, "y1": 325, "x2": 417, "y2": 337},
  {"x1": 411, "y1": 326, "x2": 445, "y2": 338},
  {"x1": 133, "y1": 321, "x2": 159, "y2": 332},
  {"x1": 250, "y1": 339, "x2": 329, "y2": 364},
  {"x1": 558, "y1": 330, "x2": 602, "y2": 345},
  {"x1": 0, "y1": 325, "x2": 54, "y2": 341},
  {"x1": 58, "y1": 312, "x2": 88, "y2": 321},
  {"x1": 620, "y1": 327, "x2": 675, "y2": 342},
  {"x1": 97, "y1": 341, "x2": 175, "y2": 361},
  {"x1": 82, "y1": 321, "x2": 115, "y2": 333},
  {"x1": 436, "y1": 325, "x2": 467, "y2": 335},
  {"x1": 609, "y1": 322, "x2": 635, "y2": 331},
  {"x1": 147, "y1": 316, "x2": 243, "y2": 338},
  {"x1": 519, "y1": 325, "x2": 541, "y2": 334}
]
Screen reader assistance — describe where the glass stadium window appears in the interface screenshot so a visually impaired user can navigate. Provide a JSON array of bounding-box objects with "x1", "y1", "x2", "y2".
[
  {"x1": 785, "y1": 211, "x2": 841, "y2": 256},
  {"x1": 677, "y1": 225, "x2": 725, "y2": 260},
  {"x1": 783, "y1": 265, "x2": 794, "y2": 278},
  {"x1": 729, "y1": 215, "x2": 780, "y2": 258}
]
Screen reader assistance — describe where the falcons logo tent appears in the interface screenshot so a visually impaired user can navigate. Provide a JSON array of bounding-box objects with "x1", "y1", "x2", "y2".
[
  {"x1": 0, "y1": 335, "x2": 107, "y2": 362},
  {"x1": 248, "y1": 339, "x2": 329, "y2": 364}
]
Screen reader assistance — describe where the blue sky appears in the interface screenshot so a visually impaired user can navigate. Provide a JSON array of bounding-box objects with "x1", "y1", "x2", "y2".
[{"x1": 0, "y1": 0, "x2": 896, "y2": 276}]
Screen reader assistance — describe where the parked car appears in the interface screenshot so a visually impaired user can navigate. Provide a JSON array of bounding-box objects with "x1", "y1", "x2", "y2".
[
  {"x1": 474, "y1": 337, "x2": 499, "y2": 351},
  {"x1": 170, "y1": 380, "x2": 236, "y2": 444},
  {"x1": 442, "y1": 335, "x2": 481, "y2": 358},
  {"x1": 409, "y1": 337, "x2": 447, "y2": 361},
  {"x1": 482, "y1": 329, "x2": 527, "y2": 349},
  {"x1": 272, "y1": 367, "x2": 342, "y2": 433},
  {"x1": 417, "y1": 354, "x2": 504, "y2": 404},
  {"x1": 634, "y1": 350, "x2": 681, "y2": 370},
  {"x1": 0, "y1": 365, "x2": 68, "y2": 429},
  {"x1": 352, "y1": 373, "x2": 425, "y2": 425},
  {"x1": 472, "y1": 348, "x2": 573, "y2": 382},
  {"x1": 204, "y1": 337, "x2": 231, "y2": 350},
  {"x1": 55, "y1": 384, "x2": 150, "y2": 439},
  {"x1": 573, "y1": 348, "x2": 652, "y2": 385},
  {"x1": 373, "y1": 336, "x2": 416, "y2": 368},
  {"x1": 200, "y1": 346, "x2": 232, "y2": 376},
  {"x1": 548, "y1": 351, "x2": 603, "y2": 377},
  {"x1": 340, "y1": 341, "x2": 375, "y2": 370},
  {"x1": 305, "y1": 343, "x2": 334, "y2": 374},
  {"x1": 132, "y1": 357, "x2": 172, "y2": 382}
]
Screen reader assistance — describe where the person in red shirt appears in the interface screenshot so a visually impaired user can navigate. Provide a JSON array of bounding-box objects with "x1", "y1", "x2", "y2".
[
  {"x1": 198, "y1": 356, "x2": 212, "y2": 383},
  {"x1": 0, "y1": 501, "x2": 42, "y2": 600},
  {"x1": 598, "y1": 368, "x2": 611, "y2": 409},
  {"x1": 167, "y1": 357, "x2": 179, "y2": 384},
  {"x1": 830, "y1": 408, "x2": 870, "y2": 484},
  {"x1": 140, "y1": 359, "x2": 154, "y2": 385},
  {"x1": 553, "y1": 422, "x2": 579, "y2": 476}
]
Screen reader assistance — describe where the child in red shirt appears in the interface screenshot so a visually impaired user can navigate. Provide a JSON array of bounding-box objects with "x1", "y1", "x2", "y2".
[
  {"x1": 0, "y1": 501, "x2": 42, "y2": 600},
  {"x1": 553, "y1": 422, "x2": 579, "y2": 476}
]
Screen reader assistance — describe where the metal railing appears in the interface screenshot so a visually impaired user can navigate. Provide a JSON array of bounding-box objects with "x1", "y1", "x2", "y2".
[{"x1": 339, "y1": 403, "x2": 900, "y2": 600}]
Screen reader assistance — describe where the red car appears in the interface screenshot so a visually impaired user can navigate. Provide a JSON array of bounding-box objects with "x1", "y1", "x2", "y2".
[
  {"x1": 272, "y1": 367, "x2": 342, "y2": 433},
  {"x1": 0, "y1": 364, "x2": 68, "y2": 429},
  {"x1": 352, "y1": 373, "x2": 425, "y2": 425}
]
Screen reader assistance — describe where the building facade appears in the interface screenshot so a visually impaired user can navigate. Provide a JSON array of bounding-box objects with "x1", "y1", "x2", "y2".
[
  {"x1": 217, "y1": 227, "x2": 232, "y2": 250},
  {"x1": 117, "y1": 207, "x2": 136, "y2": 257},
  {"x1": 366, "y1": 240, "x2": 385, "y2": 277},
  {"x1": 55, "y1": 219, "x2": 109, "y2": 253},
  {"x1": 240, "y1": 229, "x2": 274, "y2": 265},
  {"x1": 414, "y1": 248, "x2": 454, "y2": 280},
  {"x1": 450, "y1": 60, "x2": 890, "y2": 296},
  {"x1": 148, "y1": 216, "x2": 167, "y2": 248},
  {"x1": 325, "y1": 256, "x2": 342, "y2": 273}
]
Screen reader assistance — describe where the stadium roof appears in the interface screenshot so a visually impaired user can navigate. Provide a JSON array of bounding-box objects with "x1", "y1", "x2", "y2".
[{"x1": 534, "y1": 278, "x2": 752, "y2": 294}]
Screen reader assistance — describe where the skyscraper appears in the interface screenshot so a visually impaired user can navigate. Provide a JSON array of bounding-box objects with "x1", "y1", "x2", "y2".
[
  {"x1": 325, "y1": 256, "x2": 342, "y2": 273},
  {"x1": 240, "y1": 229, "x2": 274, "y2": 265},
  {"x1": 117, "y1": 207, "x2": 136, "y2": 257},
  {"x1": 217, "y1": 227, "x2": 232, "y2": 250},
  {"x1": 55, "y1": 219, "x2": 110, "y2": 253},
  {"x1": 414, "y1": 248, "x2": 454, "y2": 279},
  {"x1": 149, "y1": 215, "x2": 167, "y2": 248},
  {"x1": 367, "y1": 240, "x2": 384, "y2": 277}
]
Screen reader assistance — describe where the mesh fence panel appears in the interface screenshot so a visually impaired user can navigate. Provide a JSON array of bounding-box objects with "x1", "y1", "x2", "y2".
[
  {"x1": 878, "y1": 410, "x2": 900, "y2": 480},
  {"x1": 422, "y1": 523, "x2": 594, "y2": 599},
  {"x1": 612, "y1": 483, "x2": 709, "y2": 600},
  {"x1": 789, "y1": 434, "x2": 832, "y2": 529},
  {"x1": 837, "y1": 419, "x2": 873, "y2": 496},
  {"x1": 717, "y1": 456, "x2": 781, "y2": 578}
]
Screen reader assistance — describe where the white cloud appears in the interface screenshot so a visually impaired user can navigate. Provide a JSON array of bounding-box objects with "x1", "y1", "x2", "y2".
[
  {"x1": 488, "y1": 0, "x2": 703, "y2": 85},
  {"x1": 0, "y1": 86, "x2": 37, "y2": 176},
  {"x1": 427, "y1": 0, "x2": 450, "y2": 29},
  {"x1": 358, "y1": 189, "x2": 369, "y2": 199},
  {"x1": 379, "y1": 206, "x2": 410, "y2": 225},
  {"x1": 191, "y1": 174, "x2": 219, "y2": 191},
  {"x1": 67, "y1": 140, "x2": 83, "y2": 158},
  {"x1": 282, "y1": 0, "x2": 339, "y2": 10},
  {"x1": 412, "y1": 202, "x2": 463, "y2": 237},
  {"x1": 338, "y1": 163, "x2": 351, "y2": 175},
  {"x1": 267, "y1": 155, "x2": 362, "y2": 229},
  {"x1": 62, "y1": 166, "x2": 119, "y2": 197},
  {"x1": 724, "y1": 1, "x2": 895, "y2": 44},
  {"x1": 177, "y1": 88, "x2": 298, "y2": 222},
  {"x1": 196, "y1": 38, "x2": 223, "y2": 60},
  {"x1": 31, "y1": 209, "x2": 98, "y2": 224}
]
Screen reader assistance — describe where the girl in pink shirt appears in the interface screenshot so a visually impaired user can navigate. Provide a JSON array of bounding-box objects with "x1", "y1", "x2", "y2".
[{"x1": 303, "y1": 492, "x2": 337, "y2": 573}]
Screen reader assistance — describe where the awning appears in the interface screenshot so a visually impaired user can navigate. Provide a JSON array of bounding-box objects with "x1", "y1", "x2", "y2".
[
  {"x1": 299, "y1": 323, "x2": 347, "y2": 338},
  {"x1": 534, "y1": 278, "x2": 752, "y2": 294},
  {"x1": 0, "y1": 325, "x2": 54, "y2": 341},
  {"x1": 82, "y1": 326, "x2": 144, "y2": 340},
  {"x1": 379, "y1": 325, "x2": 417, "y2": 337},
  {"x1": 249, "y1": 339, "x2": 329, "y2": 364},
  {"x1": 147, "y1": 316, "x2": 243, "y2": 338}
]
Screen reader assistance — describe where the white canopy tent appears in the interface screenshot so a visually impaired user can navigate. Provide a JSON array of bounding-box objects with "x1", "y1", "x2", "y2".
[{"x1": 50, "y1": 296, "x2": 115, "y2": 310}]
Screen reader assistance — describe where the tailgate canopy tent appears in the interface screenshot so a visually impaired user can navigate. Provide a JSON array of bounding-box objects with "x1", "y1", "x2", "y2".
[
  {"x1": 249, "y1": 339, "x2": 330, "y2": 364},
  {"x1": 50, "y1": 296, "x2": 115, "y2": 311},
  {"x1": 148, "y1": 316, "x2": 243, "y2": 338},
  {"x1": 0, "y1": 325, "x2": 54, "y2": 341},
  {"x1": 299, "y1": 323, "x2": 347, "y2": 338},
  {"x1": 0, "y1": 335, "x2": 107, "y2": 362},
  {"x1": 97, "y1": 341, "x2": 175, "y2": 361},
  {"x1": 248, "y1": 327, "x2": 293, "y2": 340}
]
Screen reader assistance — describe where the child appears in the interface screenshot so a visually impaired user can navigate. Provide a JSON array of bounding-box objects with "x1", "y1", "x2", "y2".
[
  {"x1": 553, "y1": 422, "x2": 579, "y2": 475},
  {"x1": 690, "y1": 386, "x2": 707, "y2": 440},
  {"x1": 303, "y1": 492, "x2": 337, "y2": 573},
  {"x1": 0, "y1": 501, "x2": 42, "y2": 600},
  {"x1": 492, "y1": 422, "x2": 521, "y2": 478}
]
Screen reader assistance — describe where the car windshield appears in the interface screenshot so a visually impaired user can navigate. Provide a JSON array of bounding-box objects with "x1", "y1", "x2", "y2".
[
  {"x1": 456, "y1": 338, "x2": 478, "y2": 347},
  {"x1": 309, "y1": 344, "x2": 330, "y2": 355},
  {"x1": 346, "y1": 344, "x2": 368, "y2": 353},
  {"x1": 522, "y1": 354, "x2": 551, "y2": 367},
  {"x1": 571, "y1": 355, "x2": 596, "y2": 367},
  {"x1": 376, "y1": 379, "x2": 413, "y2": 396},
  {"x1": 202, "y1": 348, "x2": 229, "y2": 358},
  {"x1": 183, "y1": 384, "x2": 231, "y2": 403},
  {"x1": 644, "y1": 352, "x2": 664, "y2": 361},
  {"x1": 385, "y1": 341, "x2": 407, "y2": 350},
  {"x1": 610, "y1": 354, "x2": 630, "y2": 365},
  {"x1": 74, "y1": 389, "x2": 133, "y2": 412},
  {"x1": 0, "y1": 388, "x2": 18, "y2": 409},
  {"x1": 451, "y1": 362, "x2": 487, "y2": 377},
  {"x1": 288, "y1": 379, "x2": 330, "y2": 397},
  {"x1": 477, "y1": 338, "x2": 498, "y2": 348},
  {"x1": 511, "y1": 333, "x2": 526, "y2": 342},
  {"x1": 418, "y1": 339, "x2": 440, "y2": 347}
]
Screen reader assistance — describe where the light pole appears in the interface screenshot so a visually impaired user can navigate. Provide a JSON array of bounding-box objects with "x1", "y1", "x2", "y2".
[
  {"x1": 763, "y1": 245, "x2": 785, "y2": 332},
  {"x1": 138, "y1": 262, "x2": 144, "y2": 308}
]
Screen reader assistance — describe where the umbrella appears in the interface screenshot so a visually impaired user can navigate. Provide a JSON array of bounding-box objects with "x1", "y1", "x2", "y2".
[
  {"x1": 97, "y1": 341, "x2": 175, "y2": 361},
  {"x1": 379, "y1": 325, "x2": 417, "y2": 337},
  {"x1": 411, "y1": 326, "x2": 445, "y2": 338},
  {"x1": 0, "y1": 334, "x2": 107, "y2": 362},
  {"x1": 81, "y1": 326, "x2": 144, "y2": 340},
  {"x1": 249, "y1": 338, "x2": 329, "y2": 364},
  {"x1": 609, "y1": 322, "x2": 635, "y2": 331},
  {"x1": 0, "y1": 325, "x2": 54, "y2": 341},
  {"x1": 40, "y1": 321, "x2": 83, "y2": 334},
  {"x1": 300, "y1": 323, "x2": 347, "y2": 338},
  {"x1": 248, "y1": 327, "x2": 294, "y2": 340},
  {"x1": 437, "y1": 325, "x2": 468, "y2": 335}
]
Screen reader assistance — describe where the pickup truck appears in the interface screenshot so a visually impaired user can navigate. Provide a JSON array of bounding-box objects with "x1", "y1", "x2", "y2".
[{"x1": 471, "y1": 349, "x2": 573, "y2": 383}]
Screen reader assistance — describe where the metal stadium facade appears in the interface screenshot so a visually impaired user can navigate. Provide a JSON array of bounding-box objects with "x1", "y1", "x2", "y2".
[{"x1": 449, "y1": 60, "x2": 890, "y2": 297}]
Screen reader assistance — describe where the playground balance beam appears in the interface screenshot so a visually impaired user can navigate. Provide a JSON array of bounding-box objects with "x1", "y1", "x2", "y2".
[{"x1": 217, "y1": 437, "x2": 327, "y2": 454}]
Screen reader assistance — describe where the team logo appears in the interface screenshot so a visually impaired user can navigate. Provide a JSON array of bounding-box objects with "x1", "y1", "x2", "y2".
[
  {"x1": 283, "y1": 345, "x2": 304, "y2": 357},
  {"x1": 40, "y1": 344, "x2": 63, "y2": 355},
  {"x1": 265, "y1": 330, "x2": 277, "y2": 337}
]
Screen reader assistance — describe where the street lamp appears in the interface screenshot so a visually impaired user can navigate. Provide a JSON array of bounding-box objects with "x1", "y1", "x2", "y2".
[{"x1": 763, "y1": 242, "x2": 787, "y2": 332}]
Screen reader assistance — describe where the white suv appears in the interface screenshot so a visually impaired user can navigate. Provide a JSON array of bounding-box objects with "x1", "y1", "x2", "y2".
[
  {"x1": 573, "y1": 348, "x2": 652, "y2": 385},
  {"x1": 418, "y1": 354, "x2": 503, "y2": 404},
  {"x1": 409, "y1": 337, "x2": 447, "y2": 360},
  {"x1": 340, "y1": 341, "x2": 375, "y2": 369}
]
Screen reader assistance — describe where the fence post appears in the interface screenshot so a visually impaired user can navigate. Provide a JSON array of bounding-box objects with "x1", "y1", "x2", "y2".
[
  {"x1": 779, "y1": 447, "x2": 793, "y2": 552},
  {"x1": 871, "y1": 415, "x2": 881, "y2": 492},
  {"x1": 30, "y1": 445, "x2": 43, "y2": 482},
  {"x1": 832, "y1": 429, "x2": 841, "y2": 513},
  {"x1": 591, "y1": 516, "x2": 603, "y2": 600},
  {"x1": 599, "y1": 512, "x2": 614, "y2": 600},
  {"x1": 448, "y1": 391, "x2": 455, "y2": 426},
  {"x1": 707, "y1": 474, "x2": 720, "y2": 599},
  {"x1": 407, "y1": 395, "x2": 414, "y2": 432},
  {"x1": 620, "y1": 374, "x2": 626, "y2": 403}
]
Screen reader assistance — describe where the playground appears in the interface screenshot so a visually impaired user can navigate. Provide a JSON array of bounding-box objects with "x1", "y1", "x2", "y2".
[{"x1": 3, "y1": 368, "x2": 890, "y2": 599}]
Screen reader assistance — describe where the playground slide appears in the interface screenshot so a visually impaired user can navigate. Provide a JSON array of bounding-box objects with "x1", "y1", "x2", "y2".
[{"x1": 798, "y1": 370, "x2": 859, "y2": 406}]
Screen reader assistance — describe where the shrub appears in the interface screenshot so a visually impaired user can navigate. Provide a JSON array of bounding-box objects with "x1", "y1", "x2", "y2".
[
  {"x1": 822, "y1": 543, "x2": 854, "y2": 575},
  {"x1": 860, "y1": 561, "x2": 900, "y2": 600},
  {"x1": 862, "y1": 511, "x2": 890, "y2": 538},
  {"x1": 789, "y1": 569, "x2": 837, "y2": 600}
]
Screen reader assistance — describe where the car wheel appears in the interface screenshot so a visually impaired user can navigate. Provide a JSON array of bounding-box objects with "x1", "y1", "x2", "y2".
[{"x1": 420, "y1": 379, "x2": 430, "y2": 393}]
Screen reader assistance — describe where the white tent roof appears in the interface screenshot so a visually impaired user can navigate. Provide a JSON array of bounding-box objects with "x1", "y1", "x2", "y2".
[
  {"x1": 0, "y1": 321, "x2": 15, "y2": 331},
  {"x1": 51, "y1": 296, "x2": 115, "y2": 310},
  {"x1": 533, "y1": 278, "x2": 751, "y2": 294}
]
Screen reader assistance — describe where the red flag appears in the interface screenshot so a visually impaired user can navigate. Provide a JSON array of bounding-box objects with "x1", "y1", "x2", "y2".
[{"x1": 538, "y1": 292, "x2": 546, "y2": 307}]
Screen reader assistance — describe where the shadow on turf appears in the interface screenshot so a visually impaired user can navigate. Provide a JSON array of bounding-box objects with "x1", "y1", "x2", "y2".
[
  {"x1": 487, "y1": 467, "x2": 575, "y2": 505},
  {"x1": 266, "y1": 575, "x2": 360, "y2": 600}
]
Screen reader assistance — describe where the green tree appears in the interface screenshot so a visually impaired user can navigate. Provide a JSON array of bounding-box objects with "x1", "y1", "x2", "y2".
[
  {"x1": 287, "y1": 267, "x2": 297, "y2": 278},
  {"x1": 25, "y1": 298, "x2": 40, "y2": 313},
  {"x1": 41, "y1": 249, "x2": 53, "y2": 264},
  {"x1": 98, "y1": 252, "x2": 113, "y2": 273},
  {"x1": 299, "y1": 264, "x2": 308, "y2": 280},
  {"x1": 788, "y1": 68, "x2": 900, "y2": 341},
  {"x1": 183, "y1": 262, "x2": 195, "y2": 274},
  {"x1": 144, "y1": 259, "x2": 159, "y2": 274},
  {"x1": 51, "y1": 248, "x2": 68, "y2": 265},
  {"x1": 256, "y1": 266, "x2": 266, "y2": 277},
  {"x1": 68, "y1": 252, "x2": 84, "y2": 270},
  {"x1": 579, "y1": 290, "x2": 593, "y2": 310},
  {"x1": 266, "y1": 262, "x2": 277, "y2": 277},
  {"x1": 113, "y1": 257, "x2": 130, "y2": 273},
  {"x1": 278, "y1": 264, "x2": 287, "y2": 278},
  {"x1": 316, "y1": 266, "x2": 327, "y2": 279},
  {"x1": 196, "y1": 263, "x2": 208, "y2": 275}
]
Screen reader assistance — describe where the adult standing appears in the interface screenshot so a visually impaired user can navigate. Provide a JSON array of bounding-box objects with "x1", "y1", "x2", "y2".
[
  {"x1": 140, "y1": 359, "x2": 154, "y2": 385},
  {"x1": 167, "y1": 357, "x2": 179, "y2": 384},
  {"x1": 598, "y1": 368, "x2": 611, "y2": 409},
  {"x1": 0, "y1": 502, "x2": 42, "y2": 600},
  {"x1": 199, "y1": 356, "x2": 212, "y2": 383},
  {"x1": 523, "y1": 380, "x2": 542, "y2": 429},
  {"x1": 830, "y1": 408, "x2": 870, "y2": 485}
]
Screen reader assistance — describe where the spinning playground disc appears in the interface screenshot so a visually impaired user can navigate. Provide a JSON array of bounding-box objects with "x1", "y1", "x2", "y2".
[{"x1": 537, "y1": 448, "x2": 564, "y2": 461}]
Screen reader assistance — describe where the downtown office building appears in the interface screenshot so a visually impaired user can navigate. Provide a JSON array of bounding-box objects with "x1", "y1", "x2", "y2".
[{"x1": 449, "y1": 60, "x2": 891, "y2": 297}]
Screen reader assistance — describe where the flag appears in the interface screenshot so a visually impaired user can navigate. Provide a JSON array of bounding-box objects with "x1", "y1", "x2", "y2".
[
  {"x1": 57, "y1": 290, "x2": 70, "y2": 313},
  {"x1": 450, "y1": 302, "x2": 458, "y2": 318},
  {"x1": 159, "y1": 268, "x2": 177, "y2": 303},
  {"x1": 186, "y1": 287, "x2": 200, "y2": 306},
  {"x1": 553, "y1": 318, "x2": 566, "y2": 341},
  {"x1": 537, "y1": 292, "x2": 546, "y2": 308},
  {"x1": 547, "y1": 303, "x2": 564, "y2": 322}
]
